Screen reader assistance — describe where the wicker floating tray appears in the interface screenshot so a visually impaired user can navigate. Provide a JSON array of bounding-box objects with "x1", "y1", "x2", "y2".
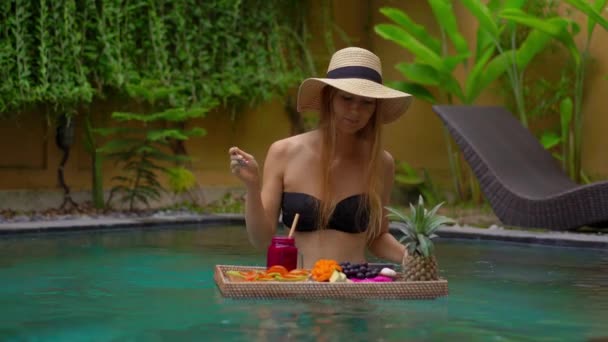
[{"x1": 214, "y1": 265, "x2": 448, "y2": 300}]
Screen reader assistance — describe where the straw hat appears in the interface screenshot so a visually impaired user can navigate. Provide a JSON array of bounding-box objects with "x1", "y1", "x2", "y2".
[{"x1": 297, "y1": 47, "x2": 413, "y2": 124}]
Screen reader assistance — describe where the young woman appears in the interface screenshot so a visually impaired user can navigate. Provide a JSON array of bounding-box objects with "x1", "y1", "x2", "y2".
[{"x1": 228, "y1": 47, "x2": 413, "y2": 268}]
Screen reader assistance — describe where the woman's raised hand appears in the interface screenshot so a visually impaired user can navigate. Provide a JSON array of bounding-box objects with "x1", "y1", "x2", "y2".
[{"x1": 229, "y1": 146, "x2": 260, "y2": 188}]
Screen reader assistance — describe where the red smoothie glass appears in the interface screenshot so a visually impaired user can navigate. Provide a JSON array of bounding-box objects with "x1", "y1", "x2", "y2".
[{"x1": 266, "y1": 236, "x2": 298, "y2": 271}]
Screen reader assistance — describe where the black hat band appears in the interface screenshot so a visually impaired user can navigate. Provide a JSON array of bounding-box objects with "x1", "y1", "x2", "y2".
[{"x1": 326, "y1": 66, "x2": 382, "y2": 84}]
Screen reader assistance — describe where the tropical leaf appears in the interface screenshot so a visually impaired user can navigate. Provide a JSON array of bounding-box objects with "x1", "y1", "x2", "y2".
[
  {"x1": 443, "y1": 53, "x2": 471, "y2": 72},
  {"x1": 461, "y1": 0, "x2": 500, "y2": 37},
  {"x1": 396, "y1": 63, "x2": 440, "y2": 86},
  {"x1": 500, "y1": 9, "x2": 581, "y2": 65},
  {"x1": 471, "y1": 50, "x2": 515, "y2": 101},
  {"x1": 562, "y1": 0, "x2": 608, "y2": 36},
  {"x1": 560, "y1": 97, "x2": 573, "y2": 146},
  {"x1": 440, "y1": 75, "x2": 465, "y2": 103},
  {"x1": 428, "y1": 0, "x2": 469, "y2": 55},
  {"x1": 465, "y1": 46, "x2": 495, "y2": 103},
  {"x1": 394, "y1": 161, "x2": 424, "y2": 186},
  {"x1": 500, "y1": 9, "x2": 567, "y2": 35},
  {"x1": 515, "y1": 29, "x2": 552, "y2": 68},
  {"x1": 540, "y1": 131, "x2": 561, "y2": 150},
  {"x1": 379, "y1": 7, "x2": 442, "y2": 54},
  {"x1": 375, "y1": 24, "x2": 446, "y2": 72},
  {"x1": 503, "y1": 0, "x2": 526, "y2": 9},
  {"x1": 387, "y1": 81, "x2": 436, "y2": 103},
  {"x1": 474, "y1": 28, "x2": 495, "y2": 63},
  {"x1": 395, "y1": 174, "x2": 424, "y2": 186}
]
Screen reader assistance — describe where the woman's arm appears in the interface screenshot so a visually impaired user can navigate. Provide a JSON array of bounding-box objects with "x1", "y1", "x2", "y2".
[
  {"x1": 368, "y1": 151, "x2": 407, "y2": 264},
  {"x1": 229, "y1": 142, "x2": 286, "y2": 249}
]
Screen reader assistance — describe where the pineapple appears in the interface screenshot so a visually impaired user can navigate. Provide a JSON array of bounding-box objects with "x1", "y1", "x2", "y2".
[{"x1": 386, "y1": 196, "x2": 454, "y2": 281}]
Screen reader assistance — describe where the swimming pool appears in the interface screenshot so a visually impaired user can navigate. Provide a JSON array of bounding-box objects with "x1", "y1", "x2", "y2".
[{"x1": 0, "y1": 224, "x2": 606, "y2": 340}]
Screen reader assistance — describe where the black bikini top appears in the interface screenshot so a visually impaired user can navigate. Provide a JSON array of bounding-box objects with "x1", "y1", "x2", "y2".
[{"x1": 281, "y1": 192, "x2": 369, "y2": 233}]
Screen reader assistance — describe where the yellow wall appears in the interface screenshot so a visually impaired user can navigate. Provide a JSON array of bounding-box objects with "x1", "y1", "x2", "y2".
[{"x1": 1, "y1": 1, "x2": 607, "y2": 207}]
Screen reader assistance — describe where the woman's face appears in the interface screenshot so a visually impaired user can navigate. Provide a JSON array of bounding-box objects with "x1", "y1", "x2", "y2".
[{"x1": 331, "y1": 89, "x2": 377, "y2": 134}]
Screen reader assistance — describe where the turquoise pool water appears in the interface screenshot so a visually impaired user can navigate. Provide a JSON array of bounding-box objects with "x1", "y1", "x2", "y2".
[{"x1": 0, "y1": 225, "x2": 606, "y2": 341}]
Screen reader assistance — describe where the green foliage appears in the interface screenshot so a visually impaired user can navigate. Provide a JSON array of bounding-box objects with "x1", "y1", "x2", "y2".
[
  {"x1": 393, "y1": 160, "x2": 442, "y2": 206},
  {"x1": 374, "y1": 1, "x2": 600, "y2": 201},
  {"x1": 96, "y1": 74, "x2": 217, "y2": 209},
  {"x1": 501, "y1": 0, "x2": 608, "y2": 181},
  {"x1": 205, "y1": 192, "x2": 245, "y2": 214},
  {"x1": 459, "y1": 0, "x2": 558, "y2": 127},
  {"x1": 97, "y1": 105, "x2": 206, "y2": 210},
  {"x1": 1, "y1": 0, "x2": 313, "y2": 210},
  {"x1": 0, "y1": 1, "x2": 94, "y2": 115},
  {"x1": 495, "y1": 1, "x2": 561, "y2": 50},
  {"x1": 166, "y1": 167, "x2": 196, "y2": 195},
  {"x1": 375, "y1": 1, "x2": 550, "y2": 203},
  {"x1": 83, "y1": 113, "x2": 104, "y2": 209},
  {"x1": 522, "y1": 68, "x2": 575, "y2": 125},
  {"x1": 395, "y1": 161, "x2": 424, "y2": 187},
  {"x1": 99, "y1": 136, "x2": 167, "y2": 211},
  {"x1": 0, "y1": 0, "x2": 310, "y2": 119},
  {"x1": 386, "y1": 196, "x2": 455, "y2": 257},
  {"x1": 165, "y1": 200, "x2": 205, "y2": 214},
  {"x1": 375, "y1": 1, "x2": 551, "y2": 106}
]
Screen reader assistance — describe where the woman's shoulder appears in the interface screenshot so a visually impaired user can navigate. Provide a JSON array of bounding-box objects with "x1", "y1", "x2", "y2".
[
  {"x1": 267, "y1": 131, "x2": 317, "y2": 157},
  {"x1": 381, "y1": 149, "x2": 395, "y2": 172},
  {"x1": 381, "y1": 149, "x2": 394, "y2": 163}
]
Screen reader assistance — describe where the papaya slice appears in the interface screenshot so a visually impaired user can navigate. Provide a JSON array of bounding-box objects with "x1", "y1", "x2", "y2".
[
  {"x1": 280, "y1": 274, "x2": 308, "y2": 281},
  {"x1": 244, "y1": 271, "x2": 262, "y2": 281},
  {"x1": 288, "y1": 269, "x2": 310, "y2": 276},
  {"x1": 266, "y1": 265, "x2": 289, "y2": 276}
]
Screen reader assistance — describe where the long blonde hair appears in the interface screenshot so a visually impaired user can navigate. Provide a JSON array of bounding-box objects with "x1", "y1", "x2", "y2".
[{"x1": 317, "y1": 86, "x2": 385, "y2": 243}]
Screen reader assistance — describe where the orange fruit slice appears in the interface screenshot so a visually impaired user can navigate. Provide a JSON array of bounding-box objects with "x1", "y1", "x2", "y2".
[{"x1": 266, "y1": 265, "x2": 289, "y2": 276}]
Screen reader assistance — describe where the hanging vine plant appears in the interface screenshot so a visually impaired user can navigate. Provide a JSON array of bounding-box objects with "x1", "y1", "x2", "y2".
[
  {"x1": 0, "y1": 0, "x2": 311, "y2": 116},
  {"x1": 0, "y1": 0, "x2": 315, "y2": 209}
]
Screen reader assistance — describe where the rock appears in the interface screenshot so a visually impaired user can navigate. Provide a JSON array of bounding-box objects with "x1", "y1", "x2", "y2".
[{"x1": 12, "y1": 215, "x2": 30, "y2": 222}]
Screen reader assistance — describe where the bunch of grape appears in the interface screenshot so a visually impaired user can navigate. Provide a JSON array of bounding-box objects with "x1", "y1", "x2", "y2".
[{"x1": 339, "y1": 261, "x2": 380, "y2": 279}]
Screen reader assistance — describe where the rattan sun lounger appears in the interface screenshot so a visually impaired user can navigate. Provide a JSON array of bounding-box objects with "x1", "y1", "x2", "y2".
[{"x1": 432, "y1": 105, "x2": 608, "y2": 231}]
